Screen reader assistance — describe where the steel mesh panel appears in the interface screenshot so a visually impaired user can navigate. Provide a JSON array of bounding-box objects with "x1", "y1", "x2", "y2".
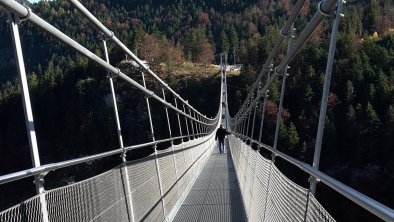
[
  {"x1": 174, "y1": 144, "x2": 187, "y2": 176},
  {"x1": 0, "y1": 167, "x2": 128, "y2": 222},
  {"x1": 254, "y1": 155, "x2": 271, "y2": 220},
  {"x1": 0, "y1": 195, "x2": 43, "y2": 222},
  {"x1": 306, "y1": 193, "x2": 336, "y2": 222},
  {"x1": 127, "y1": 155, "x2": 163, "y2": 221},
  {"x1": 142, "y1": 204, "x2": 164, "y2": 222},
  {"x1": 265, "y1": 165, "x2": 308, "y2": 221},
  {"x1": 127, "y1": 155, "x2": 158, "y2": 190},
  {"x1": 0, "y1": 135, "x2": 215, "y2": 222},
  {"x1": 46, "y1": 167, "x2": 128, "y2": 222},
  {"x1": 242, "y1": 149, "x2": 251, "y2": 215},
  {"x1": 238, "y1": 146, "x2": 246, "y2": 191},
  {"x1": 229, "y1": 135, "x2": 336, "y2": 222},
  {"x1": 183, "y1": 141, "x2": 193, "y2": 168},
  {"x1": 245, "y1": 150, "x2": 257, "y2": 216},
  {"x1": 157, "y1": 148, "x2": 180, "y2": 216},
  {"x1": 157, "y1": 148, "x2": 177, "y2": 194},
  {"x1": 163, "y1": 182, "x2": 179, "y2": 214}
]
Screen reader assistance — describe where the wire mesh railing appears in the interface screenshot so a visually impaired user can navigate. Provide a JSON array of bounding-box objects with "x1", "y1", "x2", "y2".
[
  {"x1": 0, "y1": 135, "x2": 216, "y2": 222},
  {"x1": 1, "y1": 0, "x2": 394, "y2": 221},
  {"x1": 229, "y1": 136, "x2": 335, "y2": 222},
  {"x1": 0, "y1": 0, "x2": 224, "y2": 221},
  {"x1": 226, "y1": 0, "x2": 394, "y2": 220}
]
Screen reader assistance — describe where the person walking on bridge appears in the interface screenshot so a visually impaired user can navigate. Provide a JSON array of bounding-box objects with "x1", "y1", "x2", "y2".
[{"x1": 215, "y1": 124, "x2": 230, "y2": 154}]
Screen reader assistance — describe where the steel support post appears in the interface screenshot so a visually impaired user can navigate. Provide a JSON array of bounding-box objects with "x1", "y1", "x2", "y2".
[
  {"x1": 246, "y1": 109, "x2": 252, "y2": 138},
  {"x1": 310, "y1": 0, "x2": 343, "y2": 195},
  {"x1": 201, "y1": 116, "x2": 206, "y2": 133},
  {"x1": 162, "y1": 88, "x2": 179, "y2": 194},
  {"x1": 273, "y1": 24, "x2": 294, "y2": 151},
  {"x1": 220, "y1": 53, "x2": 223, "y2": 70},
  {"x1": 250, "y1": 105, "x2": 258, "y2": 140},
  {"x1": 249, "y1": 144, "x2": 262, "y2": 214},
  {"x1": 174, "y1": 98, "x2": 187, "y2": 170},
  {"x1": 182, "y1": 104, "x2": 190, "y2": 139},
  {"x1": 230, "y1": 0, "x2": 338, "y2": 123},
  {"x1": 188, "y1": 108, "x2": 195, "y2": 138},
  {"x1": 174, "y1": 98, "x2": 183, "y2": 139},
  {"x1": 192, "y1": 112, "x2": 199, "y2": 135},
  {"x1": 262, "y1": 162, "x2": 274, "y2": 221},
  {"x1": 199, "y1": 116, "x2": 203, "y2": 134},
  {"x1": 162, "y1": 88, "x2": 172, "y2": 138},
  {"x1": 141, "y1": 71, "x2": 166, "y2": 216},
  {"x1": 201, "y1": 118, "x2": 205, "y2": 134},
  {"x1": 9, "y1": 12, "x2": 49, "y2": 222},
  {"x1": 240, "y1": 118, "x2": 244, "y2": 135},
  {"x1": 103, "y1": 40, "x2": 124, "y2": 149},
  {"x1": 258, "y1": 92, "x2": 269, "y2": 143},
  {"x1": 242, "y1": 116, "x2": 247, "y2": 136},
  {"x1": 102, "y1": 39, "x2": 135, "y2": 222},
  {"x1": 198, "y1": 115, "x2": 203, "y2": 135}
]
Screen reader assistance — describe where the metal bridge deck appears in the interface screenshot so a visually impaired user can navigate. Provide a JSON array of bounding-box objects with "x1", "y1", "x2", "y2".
[{"x1": 173, "y1": 142, "x2": 247, "y2": 222}]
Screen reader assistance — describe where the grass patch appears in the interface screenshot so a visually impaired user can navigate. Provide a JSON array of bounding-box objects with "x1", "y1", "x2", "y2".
[{"x1": 160, "y1": 62, "x2": 221, "y2": 78}]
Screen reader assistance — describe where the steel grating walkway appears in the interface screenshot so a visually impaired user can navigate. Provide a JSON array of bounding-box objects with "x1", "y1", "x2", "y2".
[{"x1": 173, "y1": 141, "x2": 247, "y2": 222}]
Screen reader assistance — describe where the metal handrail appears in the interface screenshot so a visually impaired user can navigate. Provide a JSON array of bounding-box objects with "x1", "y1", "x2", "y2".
[
  {"x1": 68, "y1": 0, "x2": 212, "y2": 122},
  {"x1": 0, "y1": 0, "x2": 216, "y2": 126},
  {"x1": 0, "y1": 132, "x2": 212, "y2": 186},
  {"x1": 232, "y1": 133, "x2": 394, "y2": 222},
  {"x1": 233, "y1": 0, "x2": 337, "y2": 124},
  {"x1": 234, "y1": 0, "x2": 307, "y2": 120}
]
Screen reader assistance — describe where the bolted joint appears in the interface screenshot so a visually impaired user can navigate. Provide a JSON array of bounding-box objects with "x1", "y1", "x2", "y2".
[
  {"x1": 98, "y1": 31, "x2": 106, "y2": 41},
  {"x1": 308, "y1": 176, "x2": 321, "y2": 185},
  {"x1": 163, "y1": 103, "x2": 171, "y2": 109},
  {"x1": 120, "y1": 151, "x2": 127, "y2": 159},
  {"x1": 280, "y1": 28, "x2": 288, "y2": 37},
  {"x1": 99, "y1": 30, "x2": 115, "y2": 41},
  {"x1": 308, "y1": 176, "x2": 314, "y2": 184},
  {"x1": 138, "y1": 66, "x2": 146, "y2": 74},
  {"x1": 280, "y1": 27, "x2": 294, "y2": 38},
  {"x1": 19, "y1": 4, "x2": 32, "y2": 23},
  {"x1": 108, "y1": 30, "x2": 115, "y2": 39},
  {"x1": 34, "y1": 172, "x2": 48, "y2": 186},
  {"x1": 145, "y1": 91, "x2": 154, "y2": 99},
  {"x1": 271, "y1": 153, "x2": 277, "y2": 162},
  {"x1": 110, "y1": 68, "x2": 121, "y2": 77},
  {"x1": 318, "y1": 1, "x2": 330, "y2": 17},
  {"x1": 274, "y1": 66, "x2": 281, "y2": 76}
]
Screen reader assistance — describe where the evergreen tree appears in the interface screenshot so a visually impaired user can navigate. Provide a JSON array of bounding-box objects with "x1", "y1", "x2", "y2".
[
  {"x1": 229, "y1": 26, "x2": 238, "y2": 64},
  {"x1": 219, "y1": 30, "x2": 230, "y2": 54},
  {"x1": 345, "y1": 80, "x2": 355, "y2": 102}
]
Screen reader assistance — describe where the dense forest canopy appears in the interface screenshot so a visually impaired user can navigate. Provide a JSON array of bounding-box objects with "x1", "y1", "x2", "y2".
[{"x1": 0, "y1": 0, "x2": 393, "y2": 221}]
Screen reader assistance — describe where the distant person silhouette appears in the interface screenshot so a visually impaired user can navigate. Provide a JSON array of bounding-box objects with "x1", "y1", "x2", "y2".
[{"x1": 215, "y1": 124, "x2": 230, "y2": 154}]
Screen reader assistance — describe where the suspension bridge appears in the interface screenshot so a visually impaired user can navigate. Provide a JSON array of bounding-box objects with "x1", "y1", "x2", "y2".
[{"x1": 0, "y1": 0, "x2": 393, "y2": 221}]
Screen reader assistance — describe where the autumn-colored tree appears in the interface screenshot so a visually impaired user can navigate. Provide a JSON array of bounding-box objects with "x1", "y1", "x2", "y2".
[
  {"x1": 195, "y1": 42, "x2": 215, "y2": 76},
  {"x1": 195, "y1": 42, "x2": 214, "y2": 64},
  {"x1": 140, "y1": 34, "x2": 161, "y2": 66}
]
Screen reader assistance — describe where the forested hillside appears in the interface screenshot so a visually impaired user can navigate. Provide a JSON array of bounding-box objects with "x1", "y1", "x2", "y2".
[{"x1": 0, "y1": 0, "x2": 393, "y2": 221}]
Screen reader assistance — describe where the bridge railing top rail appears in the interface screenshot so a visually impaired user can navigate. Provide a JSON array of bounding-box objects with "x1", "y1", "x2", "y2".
[
  {"x1": 231, "y1": 132, "x2": 394, "y2": 222},
  {"x1": 233, "y1": 0, "x2": 337, "y2": 123},
  {"x1": 0, "y1": 132, "x2": 210, "y2": 186},
  {"x1": 233, "y1": 0, "x2": 307, "y2": 121},
  {"x1": 68, "y1": 0, "x2": 211, "y2": 122},
  {"x1": 0, "y1": 0, "x2": 218, "y2": 127}
]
